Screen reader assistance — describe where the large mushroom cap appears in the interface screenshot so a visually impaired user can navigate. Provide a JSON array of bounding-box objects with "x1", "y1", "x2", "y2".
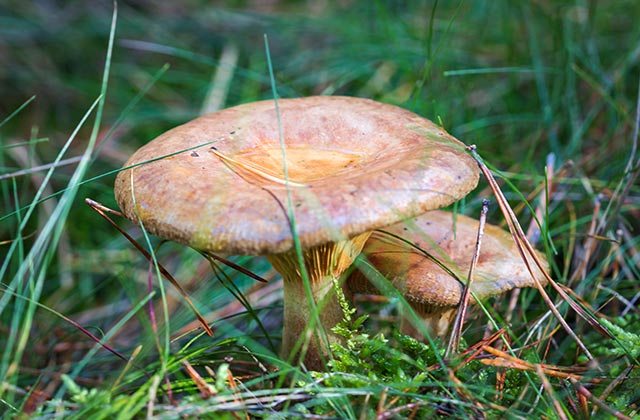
[
  {"x1": 115, "y1": 96, "x2": 479, "y2": 255},
  {"x1": 349, "y1": 210, "x2": 549, "y2": 308}
]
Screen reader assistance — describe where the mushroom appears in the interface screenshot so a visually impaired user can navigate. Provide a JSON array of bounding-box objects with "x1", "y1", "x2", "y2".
[
  {"x1": 347, "y1": 210, "x2": 548, "y2": 339},
  {"x1": 114, "y1": 96, "x2": 479, "y2": 369}
]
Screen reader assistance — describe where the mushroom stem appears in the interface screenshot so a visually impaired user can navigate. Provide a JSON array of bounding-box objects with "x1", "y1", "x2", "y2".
[
  {"x1": 279, "y1": 272, "x2": 351, "y2": 369},
  {"x1": 268, "y1": 232, "x2": 370, "y2": 370}
]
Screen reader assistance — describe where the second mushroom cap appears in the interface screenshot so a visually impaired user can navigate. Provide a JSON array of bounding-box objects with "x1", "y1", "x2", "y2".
[{"x1": 348, "y1": 210, "x2": 549, "y2": 312}]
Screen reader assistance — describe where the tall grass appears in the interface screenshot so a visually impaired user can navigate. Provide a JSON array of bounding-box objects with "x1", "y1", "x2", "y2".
[{"x1": 1, "y1": 1, "x2": 639, "y2": 417}]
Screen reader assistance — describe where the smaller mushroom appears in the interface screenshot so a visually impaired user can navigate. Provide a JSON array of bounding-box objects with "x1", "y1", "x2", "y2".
[{"x1": 347, "y1": 210, "x2": 548, "y2": 339}]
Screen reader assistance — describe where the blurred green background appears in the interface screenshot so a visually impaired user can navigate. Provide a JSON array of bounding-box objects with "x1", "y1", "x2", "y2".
[{"x1": 1, "y1": 0, "x2": 639, "y2": 417}]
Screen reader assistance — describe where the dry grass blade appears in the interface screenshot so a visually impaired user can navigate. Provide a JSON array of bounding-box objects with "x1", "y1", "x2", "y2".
[
  {"x1": 164, "y1": 375, "x2": 176, "y2": 406},
  {"x1": 446, "y1": 370, "x2": 485, "y2": 414},
  {"x1": 204, "y1": 252, "x2": 268, "y2": 283},
  {"x1": 0, "y1": 231, "x2": 37, "y2": 245},
  {"x1": 594, "y1": 365, "x2": 634, "y2": 416},
  {"x1": 570, "y1": 378, "x2": 631, "y2": 420},
  {"x1": 240, "y1": 345, "x2": 270, "y2": 376},
  {"x1": 0, "y1": 156, "x2": 82, "y2": 181},
  {"x1": 146, "y1": 374, "x2": 161, "y2": 419},
  {"x1": 201, "y1": 43, "x2": 238, "y2": 114},
  {"x1": 508, "y1": 154, "x2": 558, "y2": 324},
  {"x1": 446, "y1": 199, "x2": 489, "y2": 358},
  {"x1": 426, "y1": 329, "x2": 507, "y2": 374},
  {"x1": 557, "y1": 283, "x2": 601, "y2": 315},
  {"x1": 480, "y1": 345, "x2": 592, "y2": 382},
  {"x1": 569, "y1": 196, "x2": 601, "y2": 286},
  {"x1": 376, "y1": 387, "x2": 388, "y2": 418},
  {"x1": 377, "y1": 402, "x2": 426, "y2": 420},
  {"x1": 85, "y1": 198, "x2": 214, "y2": 337},
  {"x1": 479, "y1": 357, "x2": 585, "y2": 381},
  {"x1": 577, "y1": 389, "x2": 590, "y2": 419},
  {"x1": 453, "y1": 328, "x2": 506, "y2": 372},
  {"x1": 534, "y1": 365, "x2": 569, "y2": 420},
  {"x1": 467, "y1": 146, "x2": 610, "y2": 360},
  {"x1": 225, "y1": 368, "x2": 250, "y2": 420},
  {"x1": 525, "y1": 153, "x2": 556, "y2": 244},
  {"x1": 158, "y1": 392, "x2": 315, "y2": 413},
  {"x1": 0, "y1": 283, "x2": 133, "y2": 366},
  {"x1": 110, "y1": 345, "x2": 142, "y2": 393},
  {"x1": 183, "y1": 360, "x2": 216, "y2": 398},
  {"x1": 51, "y1": 307, "x2": 131, "y2": 365}
]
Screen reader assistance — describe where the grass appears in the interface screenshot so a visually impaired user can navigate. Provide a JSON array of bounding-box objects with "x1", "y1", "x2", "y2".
[{"x1": 1, "y1": 0, "x2": 640, "y2": 418}]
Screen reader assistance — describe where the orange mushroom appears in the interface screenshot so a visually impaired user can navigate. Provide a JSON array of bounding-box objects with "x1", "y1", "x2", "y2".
[
  {"x1": 348, "y1": 210, "x2": 549, "y2": 338},
  {"x1": 114, "y1": 96, "x2": 479, "y2": 369}
]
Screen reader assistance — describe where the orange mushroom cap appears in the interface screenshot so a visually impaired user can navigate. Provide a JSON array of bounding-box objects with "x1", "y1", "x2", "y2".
[
  {"x1": 115, "y1": 96, "x2": 479, "y2": 255},
  {"x1": 349, "y1": 210, "x2": 549, "y2": 309}
]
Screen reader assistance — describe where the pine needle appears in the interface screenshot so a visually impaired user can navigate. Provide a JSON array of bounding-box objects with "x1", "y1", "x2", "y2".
[
  {"x1": 446, "y1": 199, "x2": 489, "y2": 358},
  {"x1": 85, "y1": 198, "x2": 214, "y2": 337}
]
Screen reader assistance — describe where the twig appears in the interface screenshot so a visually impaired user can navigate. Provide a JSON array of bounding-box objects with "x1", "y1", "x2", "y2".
[{"x1": 446, "y1": 199, "x2": 489, "y2": 358}]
